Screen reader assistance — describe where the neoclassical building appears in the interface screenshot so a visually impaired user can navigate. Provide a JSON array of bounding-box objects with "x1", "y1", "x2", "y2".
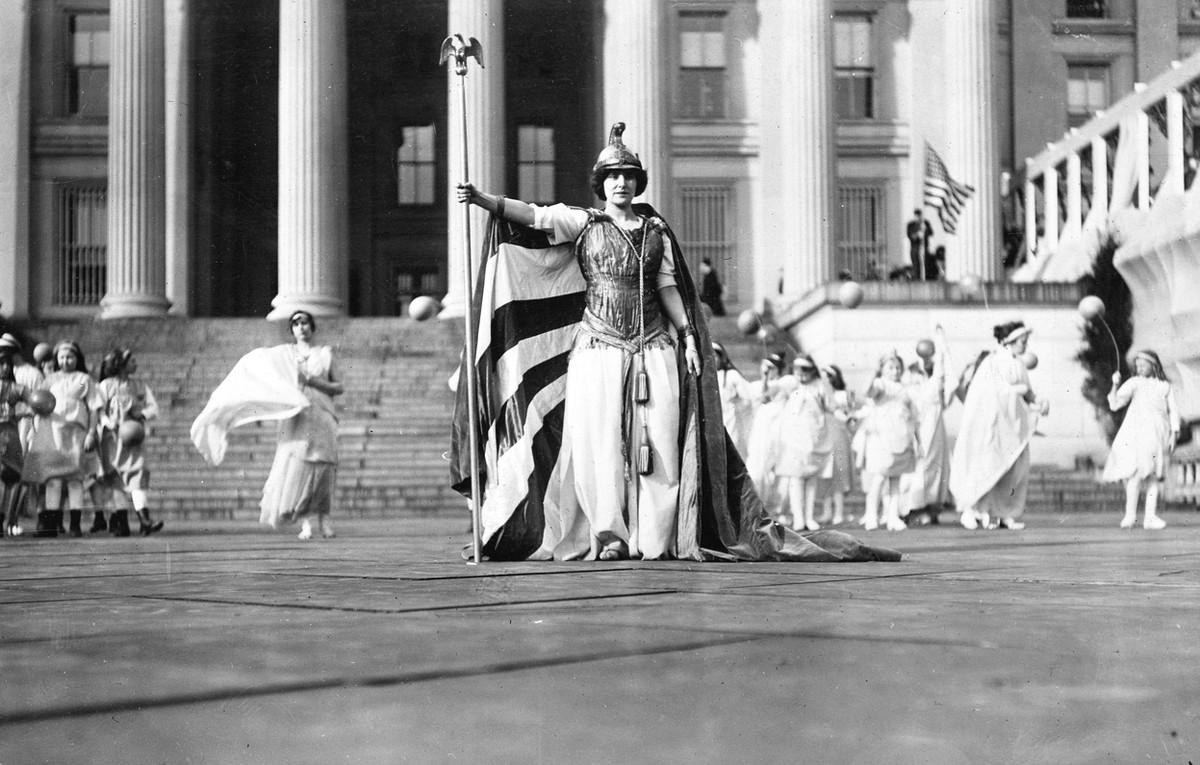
[{"x1": 2, "y1": 0, "x2": 1199, "y2": 321}]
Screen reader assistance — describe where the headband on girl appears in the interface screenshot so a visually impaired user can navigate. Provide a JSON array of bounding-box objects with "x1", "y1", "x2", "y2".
[{"x1": 1002, "y1": 326, "x2": 1032, "y2": 345}]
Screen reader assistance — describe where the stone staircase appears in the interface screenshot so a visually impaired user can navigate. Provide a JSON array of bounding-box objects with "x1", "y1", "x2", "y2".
[{"x1": 3, "y1": 315, "x2": 1135, "y2": 521}]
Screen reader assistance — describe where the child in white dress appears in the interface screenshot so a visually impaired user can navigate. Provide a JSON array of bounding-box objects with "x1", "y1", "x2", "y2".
[
  {"x1": 775, "y1": 355, "x2": 832, "y2": 531},
  {"x1": 1102, "y1": 350, "x2": 1180, "y2": 530},
  {"x1": 857, "y1": 352, "x2": 920, "y2": 531}
]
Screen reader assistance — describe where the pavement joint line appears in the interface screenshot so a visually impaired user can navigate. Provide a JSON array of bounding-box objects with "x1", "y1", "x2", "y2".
[
  {"x1": 0, "y1": 632, "x2": 771, "y2": 727},
  {"x1": 118, "y1": 588, "x2": 687, "y2": 615}
]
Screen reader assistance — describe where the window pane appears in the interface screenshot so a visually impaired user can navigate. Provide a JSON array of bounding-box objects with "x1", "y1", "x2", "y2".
[
  {"x1": 537, "y1": 128, "x2": 554, "y2": 161},
  {"x1": 537, "y1": 166, "x2": 555, "y2": 201},
  {"x1": 415, "y1": 126, "x2": 435, "y2": 161},
  {"x1": 680, "y1": 32, "x2": 706, "y2": 68},
  {"x1": 416, "y1": 166, "x2": 435, "y2": 204},
  {"x1": 518, "y1": 125, "x2": 535, "y2": 161},
  {"x1": 518, "y1": 165, "x2": 536, "y2": 201},
  {"x1": 835, "y1": 18, "x2": 871, "y2": 67},
  {"x1": 75, "y1": 68, "x2": 109, "y2": 118}
]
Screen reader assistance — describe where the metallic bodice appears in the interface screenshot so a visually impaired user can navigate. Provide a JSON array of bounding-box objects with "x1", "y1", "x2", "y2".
[{"x1": 576, "y1": 216, "x2": 666, "y2": 342}]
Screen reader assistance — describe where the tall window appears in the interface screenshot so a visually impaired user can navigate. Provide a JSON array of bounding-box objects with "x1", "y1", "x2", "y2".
[
  {"x1": 679, "y1": 184, "x2": 734, "y2": 282},
  {"x1": 834, "y1": 15, "x2": 874, "y2": 120},
  {"x1": 1066, "y1": 0, "x2": 1106, "y2": 18},
  {"x1": 835, "y1": 185, "x2": 887, "y2": 281},
  {"x1": 517, "y1": 125, "x2": 555, "y2": 203},
  {"x1": 1067, "y1": 64, "x2": 1110, "y2": 128},
  {"x1": 56, "y1": 184, "x2": 107, "y2": 306},
  {"x1": 678, "y1": 11, "x2": 727, "y2": 118},
  {"x1": 396, "y1": 125, "x2": 437, "y2": 205},
  {"x1": 67, "y1": 12, "x2": 110, "y2": 118}
]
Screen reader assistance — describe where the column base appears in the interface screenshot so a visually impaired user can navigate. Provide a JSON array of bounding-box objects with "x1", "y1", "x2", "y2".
[
  {"x1": 267, "y1": 294, "x2": 345, "y2": 321},
  {"x1": 99, "y1": 294, "x2": 172, "y2": 320}
]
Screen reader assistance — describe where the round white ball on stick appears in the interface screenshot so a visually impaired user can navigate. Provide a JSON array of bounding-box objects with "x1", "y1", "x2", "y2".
[
  {"x1": 838, "y1": 281, "x2": 864, "y2": 309},
  {"x1": 915, "y1": 338, "x2": 935, "y2": 359},
  {"x1": 1078, "y1": 295, "x2": 1106, "y2": 321},
  {"x1": 959, "y1": 273, "x2": 983, "y2": 299},
  {"x1": 1021, "y1": 351, "x2": 1039, "y2": 370},
  {"x1": 408, "y1": 295, "x2": 441, "y2": 321},
  {"x1": 736, "y1": 309, "x2": 762, "y2": 335}
]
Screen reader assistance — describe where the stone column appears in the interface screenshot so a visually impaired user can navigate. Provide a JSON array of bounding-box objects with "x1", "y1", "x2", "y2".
[
  {"x1": 943, "y1": 0, "x2": 1000, "y2": 281},
  {"x1": 269, "y1": 0, "x2": 348, "y2": 320},
  {"x1": 440, "y1": 0, "x2": 505, "y2": 320},
  {"x1": 101, "y1": 0, "x2": 171, "y2": 319},
  {"x1": 165, "y1": 0, "x2": 191, "y2": 315},
  {"x1": 757, "y1": 0, "x2": 834, "y2": 298},
  {"x1": 601, "y1": 0, "x2": 671, "y2": 217},
  {"x1": 0, "y1": 1, "x2": 30, "y2": 318}
]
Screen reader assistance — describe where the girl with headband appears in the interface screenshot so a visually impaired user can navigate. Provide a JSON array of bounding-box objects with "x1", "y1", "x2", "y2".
[{"x1": 1102, "y1": 350, "x2": 1180, "y2": 530}]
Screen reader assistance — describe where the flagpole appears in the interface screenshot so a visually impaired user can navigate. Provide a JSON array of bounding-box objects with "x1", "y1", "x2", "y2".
[{"x1": 441, "y1": 34, "x2": 485, "y2": 565}]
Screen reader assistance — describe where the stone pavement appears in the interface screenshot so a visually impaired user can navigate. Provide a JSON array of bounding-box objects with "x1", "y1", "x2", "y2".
[{"x1": 1, "y1": 511, "x2": 1198, "y2": 765}]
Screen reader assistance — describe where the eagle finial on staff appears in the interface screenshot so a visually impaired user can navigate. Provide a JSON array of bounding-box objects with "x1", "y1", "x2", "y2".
[{"x1": 439, "y1": 34, "x2": 484, "y2": 75}]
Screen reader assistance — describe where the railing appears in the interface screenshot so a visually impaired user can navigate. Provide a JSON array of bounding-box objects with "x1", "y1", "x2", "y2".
[
  {"x1": 772, "y1": 280, "x2": 1084, "y2": 329},
  {"x1": 1013, "y1": 51, "x2": 1200, "y2": 272}
]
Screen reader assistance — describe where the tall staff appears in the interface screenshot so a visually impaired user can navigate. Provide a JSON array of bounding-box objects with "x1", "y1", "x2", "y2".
[{"x1": 440, "y1": 34, "x2": 485, "y2": 564}]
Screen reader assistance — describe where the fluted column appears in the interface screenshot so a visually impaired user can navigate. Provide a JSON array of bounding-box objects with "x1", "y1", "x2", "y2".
[
  {"x1": 440, "y1": 0, "x2": 505, "y2": 320},
  {"x1": 601, "y1": 0, "x2": 671, "y2": 216},
  {"x1": 165, "y1": 0, "x2": 191, "y2": 315},
  {"x1": 0, "y1": 0, "x2": 30, "y2": 318},
  {"x1": 101, "y1": 0, "x2": 170, "y2": 319},
  {"x1": 269, "y1": 0, "x2": 348, "y2": 320},
  {"x1": 758, "y1": 0, "x2": 834, "y2": 298},
  {"x1": 944, "y1": 0, "x2": 1000, "y2": 281}
]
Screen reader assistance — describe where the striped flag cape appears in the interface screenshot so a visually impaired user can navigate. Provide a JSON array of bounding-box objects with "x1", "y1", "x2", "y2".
[
  {"x1": 450, "y1": 206, "x2": 901, "y2": 563},
  {"x1": 923, "y1": 142, "x2": 974, "y2": 234}
]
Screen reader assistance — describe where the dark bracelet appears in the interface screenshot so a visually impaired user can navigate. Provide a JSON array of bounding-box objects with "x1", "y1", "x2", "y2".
[
  {"x1": 496, "y1": 195, "x2": 506, "y2": 217},
  {"x1": 677, "y1": 324, "x2": 695, "y2": 343}
]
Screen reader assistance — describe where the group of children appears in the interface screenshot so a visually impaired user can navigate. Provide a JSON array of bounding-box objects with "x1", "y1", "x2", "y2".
[
  {"x1": 726, "y1": 336, "x2": 948, "y2": 534},
  {"x1": 718, "y1": 326, "x2": 1180, "y2": 532},
  {"x1": 0, "y1": 333, "x2": 163, "y2": 539}
]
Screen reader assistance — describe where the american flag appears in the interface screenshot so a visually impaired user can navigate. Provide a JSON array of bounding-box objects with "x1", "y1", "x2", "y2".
[{"x1": 923, "y1": 142, "x2": 975, "y2": 234}]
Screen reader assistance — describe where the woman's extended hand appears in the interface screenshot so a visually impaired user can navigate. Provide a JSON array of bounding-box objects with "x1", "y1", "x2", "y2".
[{"x1": 684, "y1": 337, "x2": 702, "y2": 376}]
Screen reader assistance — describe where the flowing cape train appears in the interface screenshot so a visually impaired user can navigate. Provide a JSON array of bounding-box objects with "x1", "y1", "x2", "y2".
[
  {"x1": 450, "y1": 208, "x2": 900, "y2": 563},
  {"x1": 191, "y1": 345, "x2": 310, "y2": 466}
]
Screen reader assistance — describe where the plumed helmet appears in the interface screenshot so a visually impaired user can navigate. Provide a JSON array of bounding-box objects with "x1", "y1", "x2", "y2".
[{"x1": 590, "y1": 122, "x2": 648, "y2": 200}]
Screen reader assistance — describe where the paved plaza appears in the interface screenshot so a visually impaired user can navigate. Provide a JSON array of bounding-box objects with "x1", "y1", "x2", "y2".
[{"x1": 1, "y1": 511, "x2": 1198, "y2": 764}]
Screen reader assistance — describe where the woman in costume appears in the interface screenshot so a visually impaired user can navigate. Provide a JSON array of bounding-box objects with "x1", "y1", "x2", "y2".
[
  {"x1": 191, "y1": 311, "x2": 343, "y2": 540},
  {"x1": 1102, "y1": 349, "x2": 1180, "y2": 530},
  {"x1": 949, "y1": 321, "x2": 1049, "y2": 530},
  {"x1": 900, "y1": 327, "x2": 952, "y2": 525},
  {"x1": 453, "y1": 123, "x2": 900, "y2": 563},
  {"x1": 459, "y1": 123, "x2": 701, "y2": 560}
]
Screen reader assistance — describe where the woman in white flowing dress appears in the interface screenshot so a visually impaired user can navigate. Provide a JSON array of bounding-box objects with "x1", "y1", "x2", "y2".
[
  {"x1": 1102, "y1": 349, "x2": 1180, "y2": 530},
  {"x1": 949, "y1": 321, "x2": 1049, "y2": 530},
  {"x1": 259, "y1": 311, "x2": 344, "y2": 539}
]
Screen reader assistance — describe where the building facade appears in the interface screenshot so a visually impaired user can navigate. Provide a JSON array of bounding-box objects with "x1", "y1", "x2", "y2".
[{"x1": 2, "y1": 0, "x2": 1200, "y2": 321}]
